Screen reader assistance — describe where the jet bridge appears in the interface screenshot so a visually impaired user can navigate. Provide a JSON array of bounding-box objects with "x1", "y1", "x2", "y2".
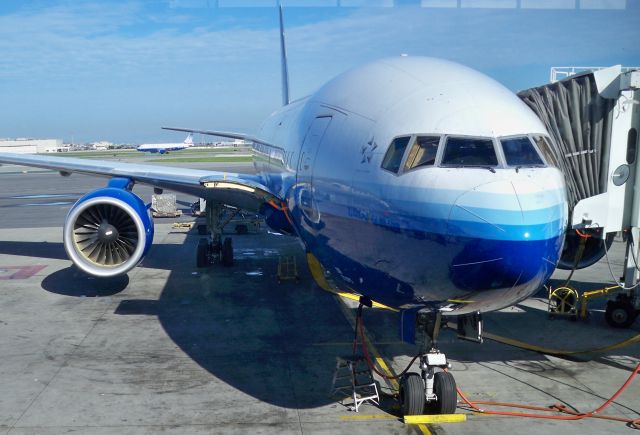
[{"x1": 518, "y1": 66, "x2": 640, "y2": 327}]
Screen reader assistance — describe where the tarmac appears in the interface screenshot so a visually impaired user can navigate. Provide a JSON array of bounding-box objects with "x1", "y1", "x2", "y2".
[{"x1": 0, "y1": 163, "x2": 639, "y2": 434}]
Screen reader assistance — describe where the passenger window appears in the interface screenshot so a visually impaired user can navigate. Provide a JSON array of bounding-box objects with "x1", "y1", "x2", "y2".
[
  {"x1": 441, "y1": 137, "x2": 498, "y2": 167},
  {"x1": 500, "y1": 136, "x2": 545, "y2": 166},
  {"x1": 381, "y1": 136, "x2": 411, "y2": 174},
  {"x1": 531, "y1": 135, "x2": 558, "y2": 167},
  {"x1": 404, "y1": 136, "x2": 440, "y2": 171}
]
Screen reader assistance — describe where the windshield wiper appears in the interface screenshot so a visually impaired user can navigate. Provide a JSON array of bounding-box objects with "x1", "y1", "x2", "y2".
[
  {"x1": 447, "y1": 165, "x2": 496, "y2": 173},
  {"x1": 477, "y1": 165, "x2": 496, "y2": 173}
]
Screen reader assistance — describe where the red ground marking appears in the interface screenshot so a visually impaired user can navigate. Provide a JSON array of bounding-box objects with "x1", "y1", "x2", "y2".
[{"x1": 0, "y1": 265, "x2": 47, "y2": 280}]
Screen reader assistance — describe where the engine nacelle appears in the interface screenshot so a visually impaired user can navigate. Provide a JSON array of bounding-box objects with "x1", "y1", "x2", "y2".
[
  {"x1": 63, "y1": 187, "x2": 154, "y2": 277},
  {"x1": 556, "y1": 230, "x2": 614, "y2": 270}
]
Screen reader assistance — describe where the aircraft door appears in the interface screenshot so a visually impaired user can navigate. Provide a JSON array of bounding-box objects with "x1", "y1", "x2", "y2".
[
  {"x1": 297, "y1": 116, "x2": 332, "y2": 184},
  {"x1": 295, "y1": 116, "x2": 332, "y2": 228}
]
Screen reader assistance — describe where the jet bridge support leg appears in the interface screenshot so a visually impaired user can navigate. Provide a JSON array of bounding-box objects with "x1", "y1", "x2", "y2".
[
  {"x1": 196, "y1": 201, "x2": 234, "y2": 268},
  {"x1": 606, "y1": 229, "x2": 640, "y2": 328},
  {"x1": 400, "y1": 311, "x2": 457, "y2": 416}
]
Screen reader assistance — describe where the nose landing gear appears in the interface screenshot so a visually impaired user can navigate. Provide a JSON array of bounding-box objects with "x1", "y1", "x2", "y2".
[
  {"x1": 356, "y1": 302, "x2": 458, "y2": 417},
  {"x1": 399, "y1": 311, "x2": 457, "y2": 416}
]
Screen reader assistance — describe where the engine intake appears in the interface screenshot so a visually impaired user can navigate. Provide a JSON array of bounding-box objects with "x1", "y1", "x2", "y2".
[{"x1": 64, "y1": 188, "x2": 153, "y2": 277}]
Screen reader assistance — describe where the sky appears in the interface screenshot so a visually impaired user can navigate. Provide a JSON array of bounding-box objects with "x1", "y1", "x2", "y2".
[{"x1": 0, "y1": 0, "x2": 639, "y2": 144}]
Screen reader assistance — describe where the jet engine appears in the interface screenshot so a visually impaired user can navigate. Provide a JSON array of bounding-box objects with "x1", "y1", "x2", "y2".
[
  {"x1": 556, "y1": 230, "x2": 614, "y2": 270},
  {"x1": 63, "y1": 187, "x2": 154, "y2": 277}
]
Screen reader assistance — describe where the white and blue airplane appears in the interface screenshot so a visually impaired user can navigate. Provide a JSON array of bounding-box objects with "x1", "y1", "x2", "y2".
[
  {"x1": 0, "y1": 8, "x2": 579, "y2": 417},
  {"x1": 136, "y1": 133, "x2": 194, "y2": 154}
]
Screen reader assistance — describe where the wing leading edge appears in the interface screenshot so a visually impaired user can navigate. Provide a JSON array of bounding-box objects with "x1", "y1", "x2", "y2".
[{"x1": 0, "y1": 152, "x2": 280, "y2": 212}]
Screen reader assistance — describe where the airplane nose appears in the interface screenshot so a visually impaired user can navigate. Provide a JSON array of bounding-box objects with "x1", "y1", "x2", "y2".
[{"x1": 446, "y1": 178, "x2": 565, "y2": 291}]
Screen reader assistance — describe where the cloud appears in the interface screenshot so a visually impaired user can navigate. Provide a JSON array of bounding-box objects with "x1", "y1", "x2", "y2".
[{"x1": 0, "y1": 1, "x2": 637, "y2": 142}]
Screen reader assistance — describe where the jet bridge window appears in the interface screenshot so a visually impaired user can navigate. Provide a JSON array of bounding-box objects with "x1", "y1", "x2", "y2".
[
  {"x1": 404, "y1": 136, "x2": 440, "y2": 171},
  {"x1": 441, "y1": 137, "x2": 498, "y2": 167},
  {"x1": 500, "y1": 136, "x2": 545, "y2": 166},
  {"x1": 381, "y1": 136, "x2": 411, "y2": 174},
  {"x1": 531, "y1": 135, "x2": 558, "y2": 167}
]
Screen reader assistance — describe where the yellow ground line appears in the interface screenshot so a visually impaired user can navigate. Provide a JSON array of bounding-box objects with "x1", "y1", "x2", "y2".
[
  {"x1": 405, "y1": 414, "x2": 467, "y2": 424},
  {"x1": 417, "y1": 423, "x2": 432, "y2": 434},
  {"x1": 333, "y1": 296, "x2": 434, "y2": 434},
  {"x1": 483, "y1": 331, "x2": 640, "y2": 355},
  {"x1": 443, "y1": 322, "x2": 640, "y2": 356},
  {"x1": 308, "y1": 253, "x2": 431, "y2": 434},
  {"x1": 332, "y1": 293, "x2": 401, "y2": 390},
  {"x1": 339, "y1": 414, "x2": 397, "y2": 420}
]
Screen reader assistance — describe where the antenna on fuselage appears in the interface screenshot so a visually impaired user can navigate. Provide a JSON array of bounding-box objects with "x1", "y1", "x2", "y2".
[{"x1": 278, "y1": 3, "x2": 290, "y2": 106}]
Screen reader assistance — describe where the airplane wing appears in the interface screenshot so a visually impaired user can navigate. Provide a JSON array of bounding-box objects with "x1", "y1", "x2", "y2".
[
  {"x1": 162, "y1": 127, "x2": 281, "y2": 149},
  {"x1": 0, "y1": 152, "x2": 280, "y2": 212}
]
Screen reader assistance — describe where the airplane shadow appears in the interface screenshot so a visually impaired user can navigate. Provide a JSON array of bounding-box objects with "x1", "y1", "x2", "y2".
[
  {"x1": 114, "y1": 242, "x2": 360, "y2": 409},
  {"x1": 4, "y1": 236, "x2": 639, "y2": 412},
  {"x1": 0, "y1": 239, "x2": 199, "y2": 272},
  {"x1": 41, "y1": 267, "x2": 130, "y2": 297}
]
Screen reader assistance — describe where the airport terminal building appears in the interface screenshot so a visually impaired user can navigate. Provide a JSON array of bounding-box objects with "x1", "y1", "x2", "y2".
[{"x1": 0, "y1": 138, "x2": 67, "y2": 154}]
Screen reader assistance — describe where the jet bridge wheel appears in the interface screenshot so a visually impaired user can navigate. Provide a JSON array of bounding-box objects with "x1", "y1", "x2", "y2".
[
  {"x1": 400, "y1": 373, "x2": 425, "y2": 416},
  {"x1": 425, "y1": 371, "x2": 457, "y2": 415},
  {"x1": 605, "y1": 299, "x2": 637, "y2": 328}
]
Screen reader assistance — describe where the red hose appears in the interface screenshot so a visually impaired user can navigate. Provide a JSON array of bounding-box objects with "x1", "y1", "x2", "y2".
[
  {"x1": 353, "y1": 308, "x2": 640, "y2": 428},
  {"x1": 353, "y1": 308, "x2": 639, "y2": 429},
  {"x1": 355, "y1": 311, "x2": 419, "y2": 380},
  {"x1": 453, "y1": 364, "x2": 640, "y2": 427}
]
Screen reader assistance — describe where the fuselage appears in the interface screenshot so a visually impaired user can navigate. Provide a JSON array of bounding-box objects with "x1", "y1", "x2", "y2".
[
  {"x1": 137, "y1": 143, "x2": 190, "y2": 153},
  {"x1": 137, "y1": 135, "x2": 193, "y2": 154},
  {"x1": 254, "y1": 57, "x2": 568, "y2": 315}
]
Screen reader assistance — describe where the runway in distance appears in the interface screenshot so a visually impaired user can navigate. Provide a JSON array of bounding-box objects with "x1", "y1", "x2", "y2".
[
  {"x1": 136, "y1": 133, "x2": 193, "y2": 154},
  {"x1": 0, "y1": 7, "x2": 570, "y2": 416}
]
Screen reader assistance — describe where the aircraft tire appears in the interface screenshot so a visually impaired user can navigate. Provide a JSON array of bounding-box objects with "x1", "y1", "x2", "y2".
[
  {"x1": 426, "y1": 371, "x2": 457, "y2": 414},
  {"x1": 400, "y1": 373, "x2": 425, "y2": 416},
  {"x1": 196, "y1": 239, "x2": 209, "y2": 268},
  {"x1": 221, "y1": 237, "x2": 234, "y2": 267},
  {"x1": 605, "y1": 300, "x2": 636, "y2": 328}
]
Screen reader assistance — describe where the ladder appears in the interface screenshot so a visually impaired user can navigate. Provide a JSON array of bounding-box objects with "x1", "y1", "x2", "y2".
[{"x1": 331, "y1": 355, "x2": 380, "y2": 412}]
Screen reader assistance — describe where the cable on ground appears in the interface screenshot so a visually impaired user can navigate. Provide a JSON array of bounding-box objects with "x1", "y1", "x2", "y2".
[
  {"x1": 451, "y1": 364, "x2": 640, "y2": 429},
  {"x1": 353, "y1": 304, "x2": 419, "y2": 381}
]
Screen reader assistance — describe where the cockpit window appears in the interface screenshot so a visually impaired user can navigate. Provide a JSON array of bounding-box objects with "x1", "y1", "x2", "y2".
[
  {"x1": 404, "y1": 136, "x2": 440, "y2": 171},
  {"x1": 500, "y1": 136, "x2": 545, "y2": 166},
  {"x1": 381, "y1": 136, "x2": 411, "y2": 174},
  {"x1": 531, "y1": 135, "x2": 558, "y2": 167},
  {"x1": 441, "y1": 137, "x2": 498, "y2": 167}
]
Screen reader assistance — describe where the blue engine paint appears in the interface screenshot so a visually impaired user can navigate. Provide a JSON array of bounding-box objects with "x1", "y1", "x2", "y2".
[
  {"x1": 107, "y1": 177, "x2": 135, "y2": 190},
  {"x1": 70, "y1": 187, "x2": 154, "y2": 257}
]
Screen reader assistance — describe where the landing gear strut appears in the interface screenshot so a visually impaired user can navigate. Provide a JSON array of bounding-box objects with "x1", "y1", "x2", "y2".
[
  {"x1": 196, "y1": 201, "x2": 235, "y2": 268},
  {"x1": 400, "y1": 311, "x2": 457, "y2": 416}
]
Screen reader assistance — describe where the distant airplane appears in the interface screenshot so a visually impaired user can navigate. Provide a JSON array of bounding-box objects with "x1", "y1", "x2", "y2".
[
  {"x1": 0, "y1": 6, "x2": 572, "y2": 417},
  {"x1": 136, "y1": 133, "x2": 193, "y2": 154}
]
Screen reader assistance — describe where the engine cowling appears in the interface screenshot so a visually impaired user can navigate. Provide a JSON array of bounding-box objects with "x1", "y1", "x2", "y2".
[
  {"x1": 556, "y1": 230, "x2": 614, "y2": 270},
  {"x1": 63, "y1": 188, "x2": 154, "y2": 277}
]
